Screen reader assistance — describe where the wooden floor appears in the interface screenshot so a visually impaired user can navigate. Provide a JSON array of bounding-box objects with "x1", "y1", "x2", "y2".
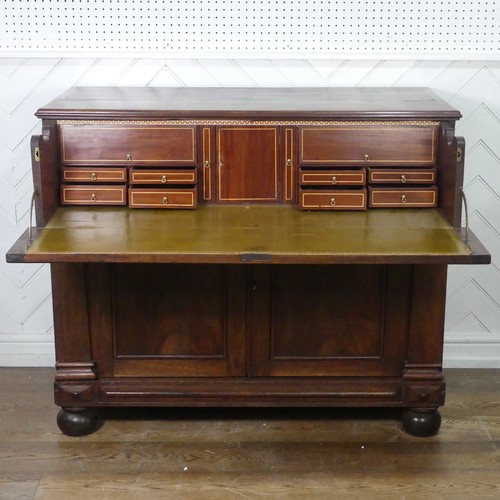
[{"x1": 0, "y1": 369, "x2": 499, "y2": 499}]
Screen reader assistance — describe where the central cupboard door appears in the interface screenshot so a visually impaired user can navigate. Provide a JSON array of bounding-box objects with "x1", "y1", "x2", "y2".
[
  {"x1": 248, "y1": 265, "x2": 412, "y2": 377},
  {"x1": 217, "y1": 127, "x2": 280, "y2": 202}
]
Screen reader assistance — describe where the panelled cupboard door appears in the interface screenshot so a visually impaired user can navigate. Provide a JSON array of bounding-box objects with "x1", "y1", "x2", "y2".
[
  {"x1": 248, "y1": 265, "x2": 412, "y2": 377},
  {"x1": 217, "y1": 127, "x2": 280, "y2": 202},
  {"x1": 102, "y1": 264, "x2": 246, "y2": 377}
]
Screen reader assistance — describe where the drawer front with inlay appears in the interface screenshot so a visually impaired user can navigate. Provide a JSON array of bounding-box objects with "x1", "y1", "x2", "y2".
[
  {"x1": 60, "y1": 125, "x2": 197, "y2": 165},
  {"x1": 61, "y1": 167, "x2": 127, "y2": 183},
  {"x1": 299, "y1": 125, "x2": 438, "y2": 166},
  {"x1": 299, "y1": 189, "x2": 367, "y2": 210},
  {"x1": 61, "y1": 185, "x2": 127, "y2": 205},
  {"x1": 129, "y1": 168, "x2": 197, "y2": 185},
  {"x1": 368, "y1": 168, "x2": 436, "y2": 185},
  {"x1": 369, "y1": 187, "x2": 438, "y2": 208},
  {"x1": 129, "y1": 188, "x2": 197, "y2": 209},
  {"x1": 299, "y1": 169, "x2": 366, "y2": 186}
]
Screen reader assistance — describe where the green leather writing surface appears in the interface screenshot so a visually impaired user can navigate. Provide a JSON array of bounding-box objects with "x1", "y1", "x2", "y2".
[{"x1": 14, "y1": 205, "x2": 484, "y2": 265}]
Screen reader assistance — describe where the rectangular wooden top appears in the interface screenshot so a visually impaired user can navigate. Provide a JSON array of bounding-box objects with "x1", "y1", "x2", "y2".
[
  {"x1": 35, "y1": 87, "x2": 461, "y2": 121},
  {"x1": 7, "y1": 206, "x2": 489, "y2": 265}
]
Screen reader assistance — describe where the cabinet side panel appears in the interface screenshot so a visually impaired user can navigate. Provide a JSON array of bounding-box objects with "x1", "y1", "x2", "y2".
[
  {"x1": 32, "y1": 120, "x2": 60, "y2": 226},
  {"x1": 437, "y1": 122, "x2": 463, "y2": 227},
  {"x1": 406, "y1": 265, "x2": 447, "y2": 370},
  {"x1": 51, "y1": 263, "x2": 95, "y2": 381}
]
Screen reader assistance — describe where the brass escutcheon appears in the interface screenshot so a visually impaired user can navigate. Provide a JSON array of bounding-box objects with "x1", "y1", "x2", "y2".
[
  {"x1": 126, "y1": 154, "x2": 132, "y2": 161},
  {"x1": 331, "y1": 176, "x2": 337, "y2": 184},
  {"x1": 401, "y1": 175, "x2": 407, "y2": 184},
  {"x1": 163, "y1": 196, "x2": 169, "y2": 204},
  {"x1": 330, "y1": 197, "x2": 336, "y2": 206},
  {"x1": 364, "y1": 154, "x2": 371, "y2": 162},
  {"x1": 401, "y1": 194, "x2": 407, "y2": 203},
  {"x1": 90, "y1": 193, "x2": 97, "y2": 202},
  {"x1": 161, "y1": 175, "x2": 167, "y2": 183},
  {"x1": 90, "y1": 172, "x2": 97, "y2": 181}
]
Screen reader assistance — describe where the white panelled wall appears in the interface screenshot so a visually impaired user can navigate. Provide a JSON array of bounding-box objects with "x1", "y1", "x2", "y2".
[{"x1": 1, "y1": 58, "x2": 500, "y2": 367}]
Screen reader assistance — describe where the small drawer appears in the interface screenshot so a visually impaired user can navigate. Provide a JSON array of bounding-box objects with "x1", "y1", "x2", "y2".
[
  {"x1": 129, "y1": 168, "x2": 197, "y2": 185},
  {"x1": 61, "y1": 185, "x2": 127, "y2": 205},
  {"x1": 61, "y1": 167, "x2": 127, "y2": 183},
  {"x1": 299, "y1": 169, "x2": 366, "y2": 186},
  {"x1": 369, "y1": 187, "x2": 438, "y2": 208},
  {"x1": 299, "y1": 125, "x2": 438, "y2": 166},
  {"x1": 299, "y1": 189, "x2": 367, "y2": 210},
  {"x1": 60, "y1": 124, "x2": 197, "y2": 165},
  {"x1": 368, "y1": 168, "x2": 436, "y2": 185},
  {"x1": 129, "y1": 188, "x2": 197, "y2": 209}
]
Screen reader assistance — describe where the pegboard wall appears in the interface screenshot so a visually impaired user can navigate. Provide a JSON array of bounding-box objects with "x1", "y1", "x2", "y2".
[{"x1": 1, "y1": 0, "x2": 500, "y2": 59}]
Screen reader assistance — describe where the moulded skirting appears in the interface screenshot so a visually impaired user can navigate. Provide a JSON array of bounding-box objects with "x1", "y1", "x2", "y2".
[
  {"x1": 443, "y1": 333, "x2": 500, "y2": 368},
  {"x1": 0, "y1": 334, "x2": 55, "y2": 367}
]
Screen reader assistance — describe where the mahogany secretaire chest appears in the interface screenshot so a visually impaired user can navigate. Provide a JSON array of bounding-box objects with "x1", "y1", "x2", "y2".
[{"x1": 7, "y1": 87, "x2": 490, "y2": 437}]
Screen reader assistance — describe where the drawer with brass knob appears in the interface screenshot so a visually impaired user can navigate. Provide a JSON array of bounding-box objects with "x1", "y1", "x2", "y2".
[
  {"x1": 129, "y1": 168, "x2": 197, "y2": 185},
  {"x1": 299, "y1": 188, "x2": 367, "y2": 210},
  {"x1": 299, "y1": 124, "x2": 438, "y2": 166},
  {"x1": 368, "y1": 187, "x2": 438, "y2": 208},
  {"x1": 299, "y1": 168, "x2": 366, "y2": 186},
  {"x1": 368, "y1": 168, "x2": 436, "y2": 185},
  {"x1": 129, "y1": 188, "x2": 197, "y2": 209},
  {"x1": 60, "y1": 185, "x2": 127, "y2": 205},
  {"x1": 61, "y1": 167, "x2": 127, "y2": 183},
  {"x1": 59, "y1": 124, "x2": 197, "y2": 166}
]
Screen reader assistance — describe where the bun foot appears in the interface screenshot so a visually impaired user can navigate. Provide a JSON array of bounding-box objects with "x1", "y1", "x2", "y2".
[
  {"x1": 401, "y1": 408, "x2": 441, "y2": 437},
  {"x1": 57, "y1": 408, "x2": 100, "y2": 436}
]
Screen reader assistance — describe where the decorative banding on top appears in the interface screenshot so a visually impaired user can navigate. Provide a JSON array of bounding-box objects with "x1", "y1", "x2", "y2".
[{"x1": 57, "y1": 119, "x2": 441, "y2": 127}]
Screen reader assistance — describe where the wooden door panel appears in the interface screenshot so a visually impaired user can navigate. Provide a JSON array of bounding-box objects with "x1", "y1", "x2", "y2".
[
  {"x1": 109, "y1": 264, "x2": 246, "y2": 377},
  {"x1": 217, "y1": 127, "x2": 279, "y2": 202},
  {"x1": 249, "y1": 265, "x2": 411, "y2": 377},
  {"x1": 272, "y1": 266, "x2": 384, "y2": 358}
]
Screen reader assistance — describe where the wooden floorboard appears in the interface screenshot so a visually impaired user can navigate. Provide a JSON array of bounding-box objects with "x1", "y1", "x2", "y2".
[{"x1": 0, "y1": 368, "x2": 499, "y2": 499}]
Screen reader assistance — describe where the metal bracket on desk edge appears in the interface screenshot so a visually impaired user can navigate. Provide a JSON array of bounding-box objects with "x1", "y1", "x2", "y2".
[
  {"x1": 26, "y1": 187, "x2": 38, "y2": 250},
  {"x1": 460, "y1": 187, "x2": 469, "y2": 244}
]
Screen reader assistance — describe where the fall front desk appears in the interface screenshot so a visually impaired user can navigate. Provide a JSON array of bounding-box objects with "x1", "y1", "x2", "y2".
[{"x1": 7, "y1": 87, "x2": 490, "y2": 436}]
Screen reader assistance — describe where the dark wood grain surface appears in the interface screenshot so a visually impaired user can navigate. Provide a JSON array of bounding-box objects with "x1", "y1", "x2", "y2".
[
  {"x1": 35, "y1": 87, "x2": 462, "y2": 120},
  {"x1": 1, "y1": 367, "x2": 498, "y2": 498}
]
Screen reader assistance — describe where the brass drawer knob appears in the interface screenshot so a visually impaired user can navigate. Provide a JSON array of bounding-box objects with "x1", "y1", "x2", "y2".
[
  {"x1": 401, "y1": 194, "x2": 407, "y2": 203},
  {"x1": 163, "y1": 196, "x2": 169, "y2": 204},
  {"x1": 90, "y1": 172, "x2": 97, "y2": 181},
  {"x1": 330, "y1": 197, "x2": 336, "y2": 206},
  {"x1": 161, "y1": 175, "x2": 167, "y2": 184},
  {"x1": 331, "y1": 176, "x2": 337, "y2": 184},
  {"x1": 90, "y1": 193, "x2": 97, "y2": 202},
  {"x1": 401, "y1": 175, "x2": 407, "y2": 184},
  {"x1": 364, "y1": 154, "x2": 371, "y2": 162}
]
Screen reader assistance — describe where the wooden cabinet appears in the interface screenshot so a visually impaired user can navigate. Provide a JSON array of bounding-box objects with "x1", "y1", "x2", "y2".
[{"x1": 6, "y1": 87, "x2": 490, "y2": 438}]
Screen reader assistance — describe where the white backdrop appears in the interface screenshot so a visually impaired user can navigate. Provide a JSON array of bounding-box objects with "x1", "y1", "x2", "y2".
[{"x1": 2, "y1": 1, "x2": 500, "y2": 59}]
